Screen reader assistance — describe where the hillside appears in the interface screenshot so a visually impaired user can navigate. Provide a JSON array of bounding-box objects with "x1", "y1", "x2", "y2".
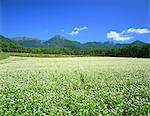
[
  {"x1": 44, "y1": 35, "x2": 82, "y2": 49},
  {"x1": 12, "y1": 37, "x2": 45, "y2": 48},
  {"x1": 11, "y1": 35, "x2": 147, "y2": 49},
  {"x1": 114, "y1": 40, "x2": 146, "y2": 48},
  {"x1": 131, "y1": 40, "x2": 146, "y2": 47},
  {"x1": 0, "y1": 35, "x2": 23, "y2": 52},
  {"x1": 83, "y1": 41, "x2": 105, "y2": 48}
]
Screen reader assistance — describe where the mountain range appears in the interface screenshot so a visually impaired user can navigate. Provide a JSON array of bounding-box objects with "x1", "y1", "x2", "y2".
[
  {"x1": 0, "y1": 34, "x2": 147, "y2": 51},
  {"x1": 11, "y1": 35, "x2": 147, "y2": 49}
]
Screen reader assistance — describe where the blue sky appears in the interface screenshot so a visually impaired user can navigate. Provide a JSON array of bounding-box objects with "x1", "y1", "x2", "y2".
[{"x1": 0, "y1": 0, "x2": 150, "y2": 43}]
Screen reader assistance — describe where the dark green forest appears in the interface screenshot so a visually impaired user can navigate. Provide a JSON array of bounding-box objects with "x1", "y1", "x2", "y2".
[{"x1": 0, "y1": 35, "x2": 150, "y2": 58}]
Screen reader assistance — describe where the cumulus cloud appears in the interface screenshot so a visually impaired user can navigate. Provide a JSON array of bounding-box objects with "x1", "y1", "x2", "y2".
[
  {"x1": 127, "y1": 28, "x2": 150, "y2": 34},
  {"x1": 69, "y1": 26, "x2": 87, "y2": 35},
  {"x1": 107, "y1": 27, "x2": 150, "y2": 41},
  {"x1": 107, "y1": 31, "x2": 133, "y2": 41}
]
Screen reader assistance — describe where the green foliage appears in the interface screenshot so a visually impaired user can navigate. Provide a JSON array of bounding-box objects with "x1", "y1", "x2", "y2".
[
  {"x1": 8, "y1": 52, "x2": 84, "y2": 58},
  {"x1": 0, "y1": 35, "x2": 23, "y2": 52},
  {"x1": 0, "y1": 57, "x2": 149, "y2": 115}
]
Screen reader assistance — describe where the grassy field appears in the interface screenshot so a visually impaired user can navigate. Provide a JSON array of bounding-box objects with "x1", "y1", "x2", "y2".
[
  {"x1": 0, "y1": 56, "x2": 150, "y2": 115},
  {"x1": 0, "y1": 52, "x2": 9, "y2": 60}
]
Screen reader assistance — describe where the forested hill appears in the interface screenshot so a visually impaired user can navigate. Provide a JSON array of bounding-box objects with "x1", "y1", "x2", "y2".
[
  {"x1": 43, "y1": 35, "x2": 82, "y2": 49},
  {"x1": 12, "y1": 35, "x2": 147, "y2": 49},
  {"x1": 12, "y1": 35, "x2": 82, "y2": 49},
  {"x1": 0, "y1": 35, "x2": 23, "y2": 52},
  {"x1": 1, "y1": 35, "x2": 150, "y2": 58}
]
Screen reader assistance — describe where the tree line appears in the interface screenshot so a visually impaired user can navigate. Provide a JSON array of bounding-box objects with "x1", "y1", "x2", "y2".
[{"x1": 1, "y1": 43, "x2": 150, "y2": 58}]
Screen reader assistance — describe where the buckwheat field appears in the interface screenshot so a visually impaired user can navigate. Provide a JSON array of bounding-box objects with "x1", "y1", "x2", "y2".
[{"x1": 0, "y1": 56, "x2": 150, "y2": 115}]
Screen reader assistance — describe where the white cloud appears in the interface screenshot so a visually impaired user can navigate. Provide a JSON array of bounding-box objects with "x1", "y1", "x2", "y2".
[
  {"x1": 107, "y1": 31, "x2": 133, "y2": 41},
  {"x1": 107, "y1": 27, "x2": 150, "y2": 41},
  {"x1": 69, "y1": 26, "x2": 87, "y2": 35},
  {"x1": 127, "y1": 28, "x2": 150, "y2": 34}
]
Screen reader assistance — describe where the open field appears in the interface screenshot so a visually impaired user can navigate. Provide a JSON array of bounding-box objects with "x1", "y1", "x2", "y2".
[
  {"x1": 0, "y1": 52, "x2": 9, "y2": 60},
  {"x1": 0, "y1": 56, "x2": 150, "y2": 115}
]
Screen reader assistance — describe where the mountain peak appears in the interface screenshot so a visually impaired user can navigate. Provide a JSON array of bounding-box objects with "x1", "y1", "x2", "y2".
[
  {"x1": 131, "y1": 40, "x2": 145, "y2": 46},
  {"x1": 132, "y1": 40, "x2": 144, "y2": 43},
  {"x1": 50, "y1": 35, "x2": 67, "y2": 41}
]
